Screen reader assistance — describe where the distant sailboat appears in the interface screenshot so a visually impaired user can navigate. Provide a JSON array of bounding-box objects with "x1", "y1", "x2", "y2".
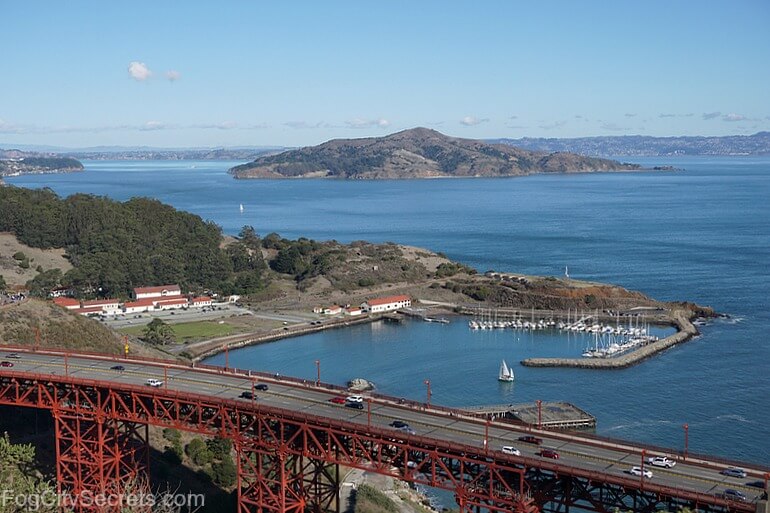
[
  {"x1": 498, "y1": 360, "x2": 515, "y2": 382},
  {"x1": 239, "y1": 203, "x2": 244, "y2": 213}
]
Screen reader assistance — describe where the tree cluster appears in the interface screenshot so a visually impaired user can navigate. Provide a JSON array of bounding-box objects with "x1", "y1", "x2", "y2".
[{"x1": 0, "y1": 187, "x2": 267, "y2": 298}]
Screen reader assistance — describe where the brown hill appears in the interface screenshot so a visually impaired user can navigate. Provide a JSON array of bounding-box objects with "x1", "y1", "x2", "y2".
[{"x1": 230, "y1": 127, "x2": 640, "y2": 179}]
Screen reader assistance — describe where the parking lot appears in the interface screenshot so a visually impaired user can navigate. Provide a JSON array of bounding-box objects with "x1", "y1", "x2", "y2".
[{"x1": 98, "y1": 303, "x2": 254, "y2": 329}]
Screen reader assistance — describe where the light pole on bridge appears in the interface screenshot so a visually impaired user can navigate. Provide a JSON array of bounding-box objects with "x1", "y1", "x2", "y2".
[
  {"x1": 683, "y1": 423, "x2": 689, "y2": 459},
  {"x1": 224, "y1": 346, "x2": 229, "y2": 370},
  {"x1": 536, "y1": 399, "x2": 542, "y2": 430},
  {"x1": 640, "y1": 449, "x2": 646, "y2": 492},
  {"x1": 423, "y1": 379, "x2": 431, "y2": 408},
  {"x1": 315, "y1": 359, "x2": 320, "y2": 386}
]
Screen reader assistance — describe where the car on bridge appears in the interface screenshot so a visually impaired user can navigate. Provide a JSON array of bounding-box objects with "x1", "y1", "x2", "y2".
[
  {"x1": 328, "y1": 396, "x2": 346, "y2": 404},
  {"x1": 629, "y1": 466, "x2": 653, "y2": 478},
  {"x1": 501, "y1": 446, "x2": 521, "y2": 456},
  {"x1": 0, "y1": 361, "x2": 13, "y2": 367},
  {"x1": 719, "y1": 489, "x2": 747, "y2": 502},
  {"x1": 345, "y1": 402, "x2": 364, "y2": 410},
  {"x1": 538, "y1": 449, "x2": 559, "y2": 459},
  {"x1": 4, "y1": 354, "x2": 20, "y2": 359},
  {"x1": 110, "y1": 365, "x2": 125, "y2": 371},
  {"x1": 721, "y1": 467, "x2": 748, "y2": 478},
  {"x1": 518, "y1": 435, "x2": 543, "y2": 445},
  {"x1": 146, "y1": 379, "x2": 164, "y2": 387},
  {"x1": 346, "y1": 395, "x2": 363, "y2": 403},
  {"x1": 254, "y1": 383, "x2": 269, "y2": 391},
  {"x1": 390, "y1": 420, "x2": 409, "y2": 428},
  {"x1": 239, "y1": 391, "x2": 255, "y2": 400},
  {"x1": 397, "y1": 426, "x2": 417, "y2": 435},
  {"x1": 647, "y1": 456, "x2": 676, "y2": 468}
]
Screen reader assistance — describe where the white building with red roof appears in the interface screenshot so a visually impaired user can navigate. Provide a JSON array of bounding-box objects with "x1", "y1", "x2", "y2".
[
  {"x1": 81, "y1": 298, "x2": 121, "y2": 314},
  {"x1": 133, "y1": 285, "x2": 182, "y2": 300},
  {"x1": 191, "y1": 296, "x2": 212, "y2": 307},
  {"x1": 361, "y1": 295, "x2": 411, "y2": 313},
  {"x1": 123, "y1": 298, "x2": 156, "y2": 314},
  {"x1": 53, "y1": 297, "x2": 80, "y2": 310}
]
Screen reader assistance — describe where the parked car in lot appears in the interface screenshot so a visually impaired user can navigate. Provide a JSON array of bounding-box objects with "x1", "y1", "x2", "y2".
[
  {"x1": 239, "y1": 391, "x2": 255, "y2": 400},
  {"x1": 501, "y1": 446, "x2": 521, "y2": 456},
  {"x1": 721, "y1": 467, "x2": 748, "y2": 478},
  {"x1": 518, "y1": 435, "x2": 543, "y2": 445},
  {"x1": 328, "y1": 396, "x2": 346, "y2": 404},
  {"x1": 719, "y1": 489, "x2": 747, "y2": 502},
  {"x1": 254, "y1": 383, "x2": 269, "y2": 391},
  {"x1": 345, "y1": 402, "x2": 364, "y2": 410},
  {"x1": 539, "y1": 449, "x2": 559, "y2": 459},
  {"x1": 0, "y1": 361, "x2": 13, "y2": 367},
  {"x1": 390, "y1": 420, "x2": 409, "y2": 428},
  {"x1": 110, "y1": 365, "x2": 125, "y2": 371},
  {"x1": 346, "y1": 395, "x2": 363, "y2": 403},
  {"x1": 629, "y1": 466, "x2": 653, "y2": 478},
  {"x1": 647, "y1": 456, "x2": 676, "y2": 468},
  {"x1": 146, "y1": 379, "x2": 164, "y2": 387}
]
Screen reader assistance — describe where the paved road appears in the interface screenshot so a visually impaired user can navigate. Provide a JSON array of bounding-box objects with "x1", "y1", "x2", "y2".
[{"x1": 0, "y1": 349, "x2": 766, "y2": 506}]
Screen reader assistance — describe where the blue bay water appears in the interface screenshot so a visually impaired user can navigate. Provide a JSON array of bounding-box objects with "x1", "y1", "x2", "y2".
[{"x1": 8, "y1": 157, "x2": 770, "y2": 465}]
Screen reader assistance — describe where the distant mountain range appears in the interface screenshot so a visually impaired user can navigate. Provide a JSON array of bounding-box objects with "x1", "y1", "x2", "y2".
[
  {"x1": 489, "y1": 132, "x2": 770, "y2": 157},
  {"x1": 229, "y1": 127, "x2": 639, "y2": 179},
  {"x1": 0, "y1": 145, "x2": 284, "y2": 161}
]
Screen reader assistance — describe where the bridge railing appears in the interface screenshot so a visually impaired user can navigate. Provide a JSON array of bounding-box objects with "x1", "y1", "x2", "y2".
[{"x1": 2, "y1": 344, "x2": 768, "y2": 474}]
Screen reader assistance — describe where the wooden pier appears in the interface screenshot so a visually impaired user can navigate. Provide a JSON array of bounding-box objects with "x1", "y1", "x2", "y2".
[{"x1": 459, "y1": 401, "x2": 596, "y2": 430}]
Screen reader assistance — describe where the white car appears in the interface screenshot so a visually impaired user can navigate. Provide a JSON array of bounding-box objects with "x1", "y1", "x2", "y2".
[
  {"x1": 629, "y1": 466, "x2": 653, "y2": 478},
  {"x1": 346, "y1": 395, "x2": 364, "y2": 403},
  {"x1": 146, "y1": 379, "x2": 164, "y2": 387},
  {"x1": 647, "y1": 456, "x2": 676, "y2": 468},
  {"x1": 501, "y1": 446, "x2": 521, "y2": 456}
]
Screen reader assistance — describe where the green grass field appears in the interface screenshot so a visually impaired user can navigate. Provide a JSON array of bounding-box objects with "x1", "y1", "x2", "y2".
[{"x1": 118, "y1": 320, "x2": 237, "y2": 341}]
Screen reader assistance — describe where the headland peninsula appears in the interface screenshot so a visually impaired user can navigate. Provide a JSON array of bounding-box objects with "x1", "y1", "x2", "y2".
[{"x1": 0, "y1": 184, "x2": 713, "y2": 367}]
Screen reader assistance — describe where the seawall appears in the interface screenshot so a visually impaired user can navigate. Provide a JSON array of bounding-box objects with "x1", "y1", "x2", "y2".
[{"x1": 521, "y1": 309, "x2": 699, "y2": 369}]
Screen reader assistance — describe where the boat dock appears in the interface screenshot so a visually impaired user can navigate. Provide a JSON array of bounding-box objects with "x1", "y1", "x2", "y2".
[{"x1": 458, "y1": 401, "x2": 596, "y2": 430}]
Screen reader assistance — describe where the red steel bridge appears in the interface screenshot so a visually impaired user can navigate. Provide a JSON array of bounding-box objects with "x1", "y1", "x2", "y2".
[{"x1": 0, "y1": 345, "x2": 767, "y2": 513}]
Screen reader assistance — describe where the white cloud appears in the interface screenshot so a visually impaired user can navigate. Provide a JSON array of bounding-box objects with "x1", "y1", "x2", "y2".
[
  {"x1": 702, "y1": 111, "x2": 721, "y2": 120},
  {"x1": 624, "y1": 113, "x2": 637, "y2": 118},
  {"x1": 141, "y1": 120, "x2": 166, "y2": 131},
  {"x1": 128, "y1": 61, "x2": 152, "y2": 81},
  {"x1": 165, "y1": 70, "x2": 181, "y2": 82},
  {"x1": 723, "y1": 113, "x2": 746, "y2": 122},
  {"x1": 193, "y1": 121, "x2": 238, "y2": 130},
  {"x1": 600, "y1": 122, "x2": 627, "y2": 132},
  {"x1": 0, "y1": 119, "x2": 26, "y2": 134},
  {"x1": 658, "y1": 113, "x2": 676, "y2": 118},
  {"x1": 345, "y1": 118, "x2": 390, "y2": 129},
  {"x1": 460, "y1": 116, "x2": 489, "y2": 126}
]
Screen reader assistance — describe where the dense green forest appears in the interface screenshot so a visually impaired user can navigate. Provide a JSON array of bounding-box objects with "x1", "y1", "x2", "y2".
[{"x1": 0, "y1": 186, "x2": 265, "y2": 298}]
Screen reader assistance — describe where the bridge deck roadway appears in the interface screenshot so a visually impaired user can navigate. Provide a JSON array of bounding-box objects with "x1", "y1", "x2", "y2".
[{"x1": 0, "y1": 348, "x2": 767, "y2": 506}]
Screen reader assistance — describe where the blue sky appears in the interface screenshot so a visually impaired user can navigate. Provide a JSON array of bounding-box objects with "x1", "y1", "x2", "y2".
[{"x1": 1, "y1": 1, "x2": 768, "y2": 148}]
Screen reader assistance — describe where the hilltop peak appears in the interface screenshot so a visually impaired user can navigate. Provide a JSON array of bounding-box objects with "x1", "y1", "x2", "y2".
[{"x1": 229, "y1": 128, "x2": 639, "y2": 179}]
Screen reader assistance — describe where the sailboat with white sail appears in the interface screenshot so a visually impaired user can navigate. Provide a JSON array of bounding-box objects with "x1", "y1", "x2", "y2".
[
  {"x1": 498, "y1": 360, "x2": 515, "y2": 382},
  {"x1": 239, "y1": 203, "x2": 244, "y2": 213}
]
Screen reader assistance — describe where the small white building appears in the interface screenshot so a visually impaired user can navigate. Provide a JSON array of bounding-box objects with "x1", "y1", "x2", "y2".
[
  {"x1": 191, "y1": 296, "x2": 212, "y2": 307},
  {"x1": 123, "y1": 299, "x2": 156, "y2": 314},
  {"x1": 346, "y1": 307, "x2": 362, "y2": 316},
  {"x1": 313, "y1": 306, "x2": 324, "y2": 314},
  {"x1": 362, "y1": 295, "x2": 412, "y2": 314},
  {"x1": 133, "y1": 285, "x2": 182, "y2": 300},
  {"x1": 323, "y1": 305, "x2": 343, "y2": 315},
  {"x1": 82, "y1": 298, "x2": 121, "y2": 314}
]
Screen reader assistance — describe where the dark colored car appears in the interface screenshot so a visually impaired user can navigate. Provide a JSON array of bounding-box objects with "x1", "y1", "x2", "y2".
[
  {"x1": 746, "y1": 481, "x2": 765, "y2": 489},
  {"x1": 239, "y1": 391, "x2": 255, "y2": 400},
  {"x1": 254, "y1": 384, "x2": 269, "y2": 391},
  {"x1": 721, "y1": 467, "x2": 748, "y2": 478},
  {"x1": 345, "y1": 402, "x2": 364, "y2": 410},
  {"x1": 328, "y1": 396, "x2": 346, "y2": 404},
  {"x1": 720, "y1": 489, "x2": 747, "y2": 502},
  {"x1": 110, "y1": 365, "x2": 125, "y2": 371},
  {"x1": 518, "y1": 435, "x2": 543, "y2": 445},
  {"x1": 390, "y1": 420, "x2": 409, "y2": 428},
  {"x1": 539, "y1": 449, "x2": 559, "y2": 459},
  {"x1": 0, "y1": 361, "x2": 13, "y2": 367}
]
